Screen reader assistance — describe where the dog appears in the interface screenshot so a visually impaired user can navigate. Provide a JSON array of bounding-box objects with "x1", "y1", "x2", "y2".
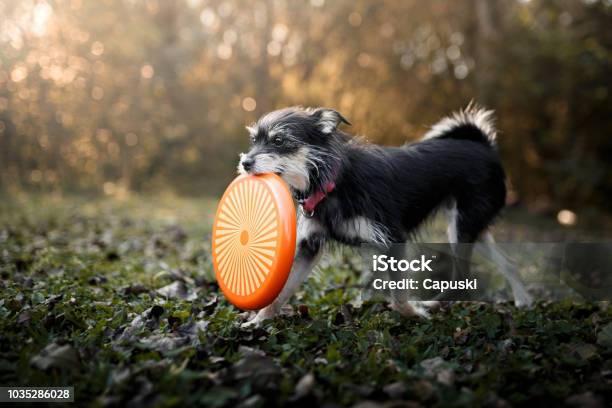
[{"x1": 238, "y1": 105, "x2": 533, "y2": 325}]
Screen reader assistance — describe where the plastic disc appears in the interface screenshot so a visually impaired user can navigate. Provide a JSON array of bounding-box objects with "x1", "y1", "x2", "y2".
[{"x1": 212, "y1": 173, "x2": 297, "y2": 310}]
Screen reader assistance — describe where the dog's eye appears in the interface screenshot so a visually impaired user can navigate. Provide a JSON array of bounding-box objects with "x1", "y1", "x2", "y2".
[{"x1": 272, "y1": 137, "x2": 284, "y2": 146}]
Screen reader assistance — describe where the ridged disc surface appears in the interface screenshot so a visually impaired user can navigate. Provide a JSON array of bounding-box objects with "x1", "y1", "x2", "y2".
[{"x1": 212, "y1": 174, "x2": 296, "y2": 310}]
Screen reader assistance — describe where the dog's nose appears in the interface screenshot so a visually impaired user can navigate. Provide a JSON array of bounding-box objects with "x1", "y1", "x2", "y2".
[{"x1": 241, "y1": 157, "x2": 254, "y2": 172}]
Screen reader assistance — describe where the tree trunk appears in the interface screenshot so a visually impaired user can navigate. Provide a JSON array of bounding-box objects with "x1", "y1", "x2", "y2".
[{"x1": 474, "y1": 0, "x2": 498, "y2": 106}]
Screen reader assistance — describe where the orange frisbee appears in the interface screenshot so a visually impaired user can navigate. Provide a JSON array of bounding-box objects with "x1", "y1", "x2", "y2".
[{"x1": 212, "y1": 173, "x2": 297, "y2": 310}]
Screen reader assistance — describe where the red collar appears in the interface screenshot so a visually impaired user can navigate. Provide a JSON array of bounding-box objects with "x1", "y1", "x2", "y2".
[{"x1": 301, "y1": 180, "x2": 336, "y2": 215}]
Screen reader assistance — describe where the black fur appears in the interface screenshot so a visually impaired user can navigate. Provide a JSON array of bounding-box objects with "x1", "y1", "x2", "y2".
[{"x1": 241, "y1": 106, "x2": 506, "y2": 247}]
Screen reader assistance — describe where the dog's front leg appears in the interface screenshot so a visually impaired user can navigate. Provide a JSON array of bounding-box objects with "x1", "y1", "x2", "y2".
[{"x1": 244, "y1": 219, "x2": 325, "y2": 326}]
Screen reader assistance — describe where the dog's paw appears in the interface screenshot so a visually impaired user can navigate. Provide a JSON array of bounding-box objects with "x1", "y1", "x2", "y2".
[
  {"x1": 240, "y1": 313, "x2": 259, "y2": 329},
  {"x1": 420, "y1": 300, "x2": 441, "y2": 311},
  {"x1": 390, "y1": 301, "x2": 432, "y2": 318},
  {"x1": 513, "y1": 291, "x2": 534, "y2": 309},
  {"x1": 240, "y1": 305, "x2": 278, "y2": 328},
  {"x1": 240, "y1": 318, "x2": 261, "y2": 329}
]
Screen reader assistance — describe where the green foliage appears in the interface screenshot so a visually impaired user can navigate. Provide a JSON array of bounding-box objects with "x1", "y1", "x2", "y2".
[{"x1": 0, "y1": 196, "x2": 611, "y2": 406}]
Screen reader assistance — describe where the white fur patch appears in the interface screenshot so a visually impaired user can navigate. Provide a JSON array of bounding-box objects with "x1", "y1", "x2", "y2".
[
  {"x1": 318, "y1": 110, "x2": 340, "y2": 134},
  {"x1": 277, "y1": 147, "x2": 310, "y2": 191},
  {"x1": 423, "y1": 104, "x2": 497, "y2": 145},
  {"x1": 297, "y1": 216, "x2": 323, "y2": 243},
  {"x1": 338, "y1": 216, "x2": 390, "y2": 247},
  {"x1": 237, "y1": 152, "x2": 247, "y2": 174},
  {"x1": 237, "y1": 147, "x2": 312, "y2": 192}
]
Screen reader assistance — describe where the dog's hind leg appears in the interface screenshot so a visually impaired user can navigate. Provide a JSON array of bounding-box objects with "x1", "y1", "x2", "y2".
[
  {"x1": 385, "y1": 243, "x2": 437, "y2": 318},
  {"x1": 477, "y1": 232, "x2": 533, "y2": 307},
  {"x1": 447, "y1": 202, "x2": 476, "y2": 285}
]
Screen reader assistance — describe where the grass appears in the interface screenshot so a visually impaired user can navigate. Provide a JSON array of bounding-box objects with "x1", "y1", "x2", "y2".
[{"x1": 0, "y1": 194, "x2": 611, "y2": 407}]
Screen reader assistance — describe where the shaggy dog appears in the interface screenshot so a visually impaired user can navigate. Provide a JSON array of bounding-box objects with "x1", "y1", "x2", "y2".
[{"x1": 238, "y1": 106, "x2": 532, "y2": 324}]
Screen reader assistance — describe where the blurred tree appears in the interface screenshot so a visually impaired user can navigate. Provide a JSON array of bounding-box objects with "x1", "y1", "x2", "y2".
[{"x1": 0, "y1": 0, "x2": 610, "y2": 213}]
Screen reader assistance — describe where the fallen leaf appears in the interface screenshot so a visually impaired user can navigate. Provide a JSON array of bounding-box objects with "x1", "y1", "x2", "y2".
[
  {"x1": 31, "y1": 343, "x2": 80, "y2": 371},
  {"x1": 419, "y1": 357, "x2": 445, "y2": 377},
  {"x1": 121, "y1": 284, "x2": 149, "y2": 296},
  {"x1": 382, "y1": 381, "x2": 407, "y2": 399},
  {"x1": 419, "y1": 356, "x2": 455, "y2": 385},
  {"x1": 238, "y1": 345, "x2": 266, "y2": 357},
  {"x1": 138, "y1": 334, "x2": 188, "y2": 353},
  {"x1": 231, "y1": 354, "x2": 281, "y2": 382},
  {"x1": 597, "y1": 323, "x2": 612, "y2": 350},
  {"x1": 565, "y1": 392, "x2": 604, "y2": 408},
  {"x1": 17, "y1": 311, "x2": 31, "y2": 325},
  {"x1": 156, "y1": 281, "x2": 197, "y2": 300},
  {"x1": 293, "y1": 372, "x2": 315, "y2": 398}
]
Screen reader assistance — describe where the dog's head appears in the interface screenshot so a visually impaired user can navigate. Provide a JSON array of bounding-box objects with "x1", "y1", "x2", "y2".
[{"x1": 238, "y1": 107, "x2": 350, "y2": 194}]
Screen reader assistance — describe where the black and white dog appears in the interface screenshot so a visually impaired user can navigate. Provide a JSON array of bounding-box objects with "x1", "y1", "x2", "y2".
[{"x1": 238, "y1": 105, "x2": 532, "y2": 324}]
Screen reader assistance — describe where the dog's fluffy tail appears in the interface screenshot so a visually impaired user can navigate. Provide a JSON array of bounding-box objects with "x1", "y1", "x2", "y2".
[{"x1": 423, "y1": 103, "x2": 497, "y2": 148}]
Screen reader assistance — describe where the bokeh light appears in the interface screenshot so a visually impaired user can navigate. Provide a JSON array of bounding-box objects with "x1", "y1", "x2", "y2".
[
  {"x1": 242, "y1": 97, "x2": 257, "y2": 112},
  {"x1": 0, "y1": 0, "x2": 609, "y2": 216}
]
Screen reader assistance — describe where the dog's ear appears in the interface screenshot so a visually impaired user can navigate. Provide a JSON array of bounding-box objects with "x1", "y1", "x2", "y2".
[
  {"x1": 245, "y1": 124, "x2": 257, "y2": 137},
  {"x1": 310, "y1": 108, "x2": 351, "y2": 134}
]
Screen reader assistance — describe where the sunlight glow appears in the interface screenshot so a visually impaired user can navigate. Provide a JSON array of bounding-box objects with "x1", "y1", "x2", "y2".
[
  {"x1": 141, "y1": 64, "x2": 154, "y2": 79},
  {"x1": 32, "y1": 2, "x2": 53, "y2": 37}
]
